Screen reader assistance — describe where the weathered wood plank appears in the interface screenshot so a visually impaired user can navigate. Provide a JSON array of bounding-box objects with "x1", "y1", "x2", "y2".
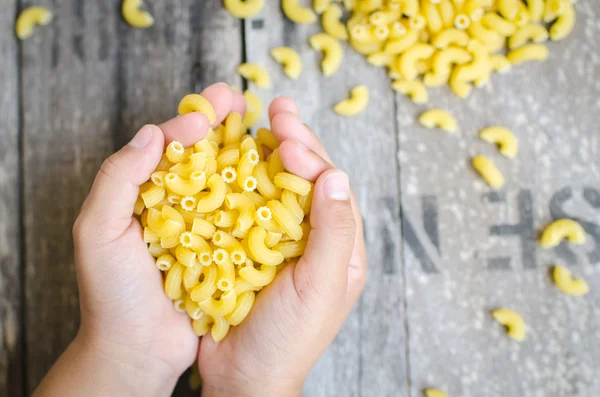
[
  {"x1": 398, "y1": 3, "x2": 600, "y2": 396},
  {"x1": 21, "y1": 0, "x2": 118, "y2": 391},
  {"x1": 243, "y1": 4, "x2": 407, "y2": 396},
  {"x1": 114, "y1": 2, "x2": 242, "y2": 395},
  {"x1": 0, "y1": 1, "x2": 23, "y2": 396}
]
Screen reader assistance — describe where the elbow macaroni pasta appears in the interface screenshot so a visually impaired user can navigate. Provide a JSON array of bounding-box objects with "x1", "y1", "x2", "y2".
[
  {"x1": 15, "y1": 6, "x2": 53, "y2": 40},
  {"x1": 424, "y1": 390, "x2": 450, "y2": 397},
  {"x1": 491, "y1": 308, "x2": 526, "y2": 341},
  {"x1": 334, "y1": 85, "x2": 369, "y2": 116},
  {"x1": 140, "y1": 94, "x2": 314, "y2": 341},
  {"x1": 242, "y1": 91, "x2": 263, "y2": 128},
  {"x1": 310, "y1": 33, "x2": 343, "y2": 76},
  {"x1": 552, "y1": 265, "x2": 589, "y2": 296},
  {"x1": 479, "y1": 126, "x2": 518, "y2": 158},
  {"x1": 270, "y1": 47, "x2": 303, "y2": 80},
  {"x1": 418, "y1": 109, "x2": 457, "y2": 132},
  {"x1": 471, "y1": 155, "x2": 504, "y2": 189},
  {"x1": 122, "y1": 0, "x2": 154, "y2": 29},
  {"x1": 283, "y1": 0, "x2": 318, "y2": 24},
  {"x1": 238, "y1": 63, "x2": 271, "y2": 88},
  {"x1": 224, "y1": 0, "x2": 265, "y2": 18},
  {"x1": 322, "y1": 4, "x2": 348, "y2": 40},
  {"x1": 392, "y1": 80, "x2": 429, "y2": 104},
  {"x1": 539, "y1": 219, "x2": 586, "y2": 248}
]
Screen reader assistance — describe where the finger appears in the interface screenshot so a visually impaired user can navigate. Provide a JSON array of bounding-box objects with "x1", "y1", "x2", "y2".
[
  {"x1": 279, "y1": 140, "x2": 367, "y2": 299},
  {"x1": 268, "y1": 96, "x2": 299, "y2": 120},
  {"x1": 79, "y1": 125, "x2": 164, "y2": 239},
  {"x1": 199, "y1": 83, "x2": 234, "y2": 126},
  {"x1": 231, "y1": 91, "x2": 247, "y2": 116},
  {"x1": 158, "y1": 113, "x2": 210, "y2": 147},
  {"x1": 270, "y1": 112, "x2": 333, "y2": 164},
  {"x1": 294, "y1": 169, "x2": 356, "y2": 304}
]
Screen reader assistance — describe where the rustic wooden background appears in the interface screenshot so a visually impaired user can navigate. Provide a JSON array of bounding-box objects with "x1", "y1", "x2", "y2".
[{"x1": 0, "y1": 1, "x2": 599, "y2": 396}]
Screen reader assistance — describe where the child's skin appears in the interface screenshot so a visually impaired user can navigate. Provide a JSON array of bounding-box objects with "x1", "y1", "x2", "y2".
[{"x1": 33, "y1": 83, "x2": 367, "y2": 397}]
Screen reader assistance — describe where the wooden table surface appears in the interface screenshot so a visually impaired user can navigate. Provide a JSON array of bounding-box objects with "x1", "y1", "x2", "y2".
[{"x1": 1, "y1": 1, "x2": 599, "y2": 396}]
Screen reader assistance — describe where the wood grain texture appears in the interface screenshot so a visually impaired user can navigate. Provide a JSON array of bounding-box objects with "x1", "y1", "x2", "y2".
[
  {"x1": 397, "y1": 3, "x2": 600, "y2": 397},
  {"x1": 243, "y1": 4, "x2": 408, "y2": 396},
  {"x1": 114, "y1": 2, "x2": 242, "y2": 395},
  {"x1": 0, "y1": 1, "x2": 23, "y2": 396},
  {"x1": 21, "y1": 0, "x2": 118, "y2": 392}
]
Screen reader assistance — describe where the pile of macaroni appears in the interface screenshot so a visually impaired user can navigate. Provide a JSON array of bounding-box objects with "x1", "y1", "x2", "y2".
[
  {"x1": 223, "y1": 0, "x2": 576, "y2": 110},
  {"x1": 135, "y1": 94, "x2": 313, "y2": 341}
]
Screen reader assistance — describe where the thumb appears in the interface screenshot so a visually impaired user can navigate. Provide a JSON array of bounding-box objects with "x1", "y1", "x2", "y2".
[
  {"x1": 293, "y1": 169, "x2": 356, "y2": 305},
  {"x1": 77, "y1": 124, "x2": 164, "y2": 241}
]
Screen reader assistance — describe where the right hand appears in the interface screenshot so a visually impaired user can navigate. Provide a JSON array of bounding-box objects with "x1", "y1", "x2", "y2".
[{"x1": 199, "y1": 98, "x2": 368, "y2": 396}]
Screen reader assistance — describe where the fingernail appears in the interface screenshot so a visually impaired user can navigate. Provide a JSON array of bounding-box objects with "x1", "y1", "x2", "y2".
[
  {"x1": 129, "y1": 125, "x2": 154, "y2": 149},
  {"x1": 324, "y1": 171, "x2": 350, "y2": 201}
]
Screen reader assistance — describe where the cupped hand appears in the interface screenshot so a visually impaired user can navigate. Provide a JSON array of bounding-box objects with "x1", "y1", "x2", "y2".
[
  {"x1": 198, "y1": 98, "x2": 368, "y2": 397},
  {"x1": 71, "y1": 83, "x2": 247, "y2": 392}
]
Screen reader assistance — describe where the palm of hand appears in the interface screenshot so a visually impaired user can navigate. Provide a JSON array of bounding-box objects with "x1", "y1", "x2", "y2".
[{"x1": 76, "y1": 220, "x2": 198, "y2": 376}]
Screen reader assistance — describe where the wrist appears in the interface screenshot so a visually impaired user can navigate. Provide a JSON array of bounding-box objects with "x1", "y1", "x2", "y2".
[
  {"x1": 201, "y1": 373, "x2": 302, "y2": 397},
  {"x1": 71, "y1": 329, "x2": 179, "y2": 397}
]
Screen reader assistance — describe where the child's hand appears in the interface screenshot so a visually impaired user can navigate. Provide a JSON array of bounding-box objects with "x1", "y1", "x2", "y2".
[
  {"x1": 35, "y1": 83, "x2": 247, "y2": 397},
  {"x1": 199, "y1": 98, "x2": 367, "y2": 397}
]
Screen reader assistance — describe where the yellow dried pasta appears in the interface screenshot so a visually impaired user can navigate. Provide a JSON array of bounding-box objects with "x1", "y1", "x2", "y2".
[{"x1": 139, "y1": 94, "x2": 314, "y2": 341}]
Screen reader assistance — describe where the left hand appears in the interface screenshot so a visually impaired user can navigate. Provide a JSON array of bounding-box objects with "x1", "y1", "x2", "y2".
[{"x1": 34, "y1": 83, "x2": 246, "y2": 397}]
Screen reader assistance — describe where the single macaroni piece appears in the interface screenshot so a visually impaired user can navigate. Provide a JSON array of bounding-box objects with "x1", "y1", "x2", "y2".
[
  {"x1": 454, "y1": 39, "x2": 490, "y2": 82},
  {"x1": 282, "y1": 0, "x2": 317, "y2": 24},
  {"x1": 540, "y1": 219, "x2": 586, "y2": 248},
  {"x1": 552, "y1": 265, "x2": 589, "y2": 296},
  {"x1": 422, "y1": 1, "x2": 443, "y2": 34},
  {"x1": 322, "y1": 4, "x2": 348, "y2": 40},
  {"x1": 243, "y1": 91, "x2": 263, "y2": 128},
  {"x1": 122, "y1": 0, "x2": 154, "y2": 28},
  {"x1": 239, "y1": 263, "x2": 277, "y2": 287},
  {"x1": 490, "y1": 54, "x2": 511, "y2": 73},
  {"x1": 471, "y1": 155, "x2": 504, "y2": 189},
  {"x1": 507, "y1": 44, "x2": 549, "y2": 65},
  {"x1": 424, "y1": 47, "x2": 472, "y2": 87},
  {"x1": 481, "y1": 12, "x2": 516, "y2": 36},
  {"x1": 270, "y1": 47, "x2": 303, "y2": 80},
  {"x1": 224, "y1": 0, "x2": 265, "y2": 18},
  {"x1": 543, "y1": 0, "x2": 564, "y2": 23},
  {"x1": 313, "y1": 0, "x2": 332, "y2": 14},
  {"x1": 454, "y1": 13, "x2": 471, "y2": 30},
  {"x1": 309, "y1": 33, "x2": 343, "y2": 76},
  {"x1": 247, "y1": 227, "x2": 285, "y2": 266},
  {"x1": 225, "y1": 291, "x2": 256, "y2": 326},
  {"x1": 509, "y1": 24, "x2": 549, "y2": 49},
  {"x1": 527, "y1": 0, "x2": 544, "y2": 22},
  {"x1": 431, "y1": 28, "x2": 470, "y2": 49},
  {"x1": 267, "y1": 200, "x2": 304, "y2": 241},
  {"x1": 274, "y1": 172, "x2": 312, "y2": 196},
  {"x1": 398, "y1": 43, "x2": 435, "y2": 80},
  {"x1": 384, "y1": 30, "x2": 419, "y2": 55},
  {"x1": 496, "y1": 0, "x2": 520, "y2": 21},
  {"x1": 334, "y1": 85, "x2": 369, "y2": 116},
  {"x1": 15, "y1": 6, "x2": 52, "y2": 40},
  {"x1": 418, "y1": 109, "x2": 457, "y2": 132},
  {"x1": 238, "y1": 63, "x2": 271, "y2": 88},
  {"x1": 550, "y1": 4, "x2": 575, "y2": 41},
  {"x1": 479, "y1": 127, "x2": 518, "y2": 158},
  {"x1": 178, "y1": 94, "x2": 217, "y2": 124},
  {"x1": 424, "y1": 389, "x2": 449, "y2": 397},
  {"x1": 491, "y1": 308, "x2": 526, "y2": 341},
  {"x1": 392, "y1": 80, "x2": 429, "y2": 104}
]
